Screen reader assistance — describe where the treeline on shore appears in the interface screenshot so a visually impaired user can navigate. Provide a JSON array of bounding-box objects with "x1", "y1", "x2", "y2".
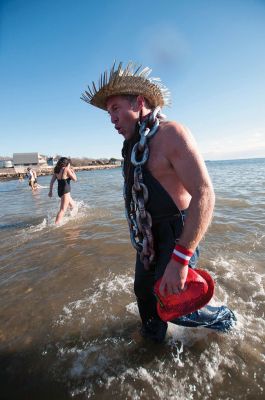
[
  {"x1": 66, "y1": 157, "x2": 120, "y2": 166},
  {"x1": 0, "y1": 164, "x2": 121, "y2": 181},
  {"x1": 0, "y1": 156, "x2": 122, "y2": 181},
  {"x1": 0, "y1": 155, "x2": 121, "y2": 167}
]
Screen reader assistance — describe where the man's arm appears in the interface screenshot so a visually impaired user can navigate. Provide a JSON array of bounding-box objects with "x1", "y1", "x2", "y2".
[
  {"x1": 159, "y1": 122, "x2": 215, "y2": 295},
  {"x1": 48, "y1": 174, "x2": 57, "y2": 197}
]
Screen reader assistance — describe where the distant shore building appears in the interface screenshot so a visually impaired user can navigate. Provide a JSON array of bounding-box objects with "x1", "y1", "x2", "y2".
[
  {"x1": 13, "y1": 152, "x2": 47, "y2": 172},
  {"x1": 0, "y1": 160, "x2": 13, "y2": 168},
  {"x1": 47, "y1": 157, "x2": 58, "y2": 166},
  {"x1": 109, "y1": 158, "x2": 122, "y2": 166},
  {"x1": 112, "y1": 160, "x2": 122, "y2": 166}
]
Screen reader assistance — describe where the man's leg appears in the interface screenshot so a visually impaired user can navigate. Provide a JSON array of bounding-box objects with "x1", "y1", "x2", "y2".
[
  {"x1": 134, "y1": 254, "x2": 168, "y2": 343},
  {"x1": 134, "y1": 217, "x2": 184, "y2": 343}
]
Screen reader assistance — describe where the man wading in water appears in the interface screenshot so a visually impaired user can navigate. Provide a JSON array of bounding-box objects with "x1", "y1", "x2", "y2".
[{"x1": 82, "y1": 62, "x2": 236, "y2": 343}]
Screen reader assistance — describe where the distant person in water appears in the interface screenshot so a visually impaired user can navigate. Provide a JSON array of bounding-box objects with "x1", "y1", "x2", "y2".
[
  {"x1": 48, "y1": 157, "x2": 77, "y2": 224},
  {"x1": 27, "y1": 167, "x2": 38, "y2": 190}
]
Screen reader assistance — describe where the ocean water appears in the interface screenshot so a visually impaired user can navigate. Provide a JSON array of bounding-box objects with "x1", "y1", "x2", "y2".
[{"x1": 0, "y1": 158, "x2": 264, "y2": 400}]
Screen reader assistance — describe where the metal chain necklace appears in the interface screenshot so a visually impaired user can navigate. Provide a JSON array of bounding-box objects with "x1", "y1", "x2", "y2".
[{"x1": 123, "y1": 107, "x2": 161, "y2": 270}]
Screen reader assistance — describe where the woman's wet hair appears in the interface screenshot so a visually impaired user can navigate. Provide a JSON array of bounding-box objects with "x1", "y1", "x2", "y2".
[{"x1": 54, "y1": 157, "x2": 71, "y2": 174}]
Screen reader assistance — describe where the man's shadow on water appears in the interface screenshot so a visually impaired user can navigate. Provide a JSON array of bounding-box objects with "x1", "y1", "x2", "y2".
[
  {"x1": 0, "y1": 319, "x2": 203, "y2": 400},
  {"x1": 0, "y1": 321, "x2": 173, "y2": 400},
  {"x1": 0, "y1": 341, "x2": 69, "y2": 400}
]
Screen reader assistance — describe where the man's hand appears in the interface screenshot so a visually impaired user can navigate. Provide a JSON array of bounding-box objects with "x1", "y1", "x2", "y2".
[
  {"x1": 159, "y1": 259, "x2": 188, "y2": 296},
  {"x1": 48, "y1": 191, "x2": 52, "y2": 198}
]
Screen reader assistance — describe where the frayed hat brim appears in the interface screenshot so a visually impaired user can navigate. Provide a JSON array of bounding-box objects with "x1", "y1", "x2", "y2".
[{"x1": 81, "y1": 61, "x2": 171, "y2": 110}]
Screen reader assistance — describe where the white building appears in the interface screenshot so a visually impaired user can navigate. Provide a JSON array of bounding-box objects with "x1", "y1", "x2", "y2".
[
  {"x1": 13, "y1": 153, "x2": 47, "y2": 166},
  {"x1": 0, "y1": 160, "x2": 13, "y2": 168},
  {"x1": 13, "y1": 152, "x2": 47, "y2": 172}
]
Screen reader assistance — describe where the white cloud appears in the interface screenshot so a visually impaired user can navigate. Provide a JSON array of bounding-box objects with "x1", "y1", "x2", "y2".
[{"x1": 201, "y1": 132, "x2": 265, "y2": 160}]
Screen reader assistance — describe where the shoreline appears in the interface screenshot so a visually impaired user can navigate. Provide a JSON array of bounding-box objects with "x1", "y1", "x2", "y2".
[{"x1": 0, "y1": 164, "x2": 121, "y2": 181}]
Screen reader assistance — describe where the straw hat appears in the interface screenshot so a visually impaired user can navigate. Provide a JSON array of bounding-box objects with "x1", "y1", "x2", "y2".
[
  {"x1": 154, "y1": 268, "x2": 215, "y2": 321},
  {"x1": 81, "y1": 61, "x2": 171, "y2": 111}
]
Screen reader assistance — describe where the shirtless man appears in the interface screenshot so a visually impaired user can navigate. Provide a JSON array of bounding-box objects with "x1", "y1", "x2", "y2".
[{"x1": 82, "y1": 62, "x2": 235, "y2": 342}]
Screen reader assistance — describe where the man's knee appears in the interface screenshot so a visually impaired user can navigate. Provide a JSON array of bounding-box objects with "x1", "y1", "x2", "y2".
[{"x1": 134, "y1": 276, "x2": 154, "y2": 300}]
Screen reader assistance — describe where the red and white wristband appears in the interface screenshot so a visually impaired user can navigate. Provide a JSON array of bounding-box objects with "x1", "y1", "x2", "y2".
[{"x1": 171, "y1": 244, "x2": 193, "y2": 266}]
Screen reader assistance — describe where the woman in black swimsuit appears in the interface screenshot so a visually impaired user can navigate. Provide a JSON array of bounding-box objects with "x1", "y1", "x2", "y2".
[{"x1": 48, "y1": 157, "x2": 77, "y2": 224}]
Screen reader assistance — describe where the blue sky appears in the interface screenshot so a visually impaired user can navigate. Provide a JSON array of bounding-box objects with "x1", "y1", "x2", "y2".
[{"x1": 0, "y1": 0, "x2": 264, "y2": 160}]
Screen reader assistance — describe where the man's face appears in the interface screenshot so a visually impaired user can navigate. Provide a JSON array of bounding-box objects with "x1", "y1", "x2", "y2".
[{"x1": 106, "y1": 96, "x2": 139, "y2": 140}]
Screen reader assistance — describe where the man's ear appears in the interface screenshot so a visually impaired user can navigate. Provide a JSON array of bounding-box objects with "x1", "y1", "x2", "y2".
[{"x1": 134, "y1": 95, "x2": 145, "y2": 111}]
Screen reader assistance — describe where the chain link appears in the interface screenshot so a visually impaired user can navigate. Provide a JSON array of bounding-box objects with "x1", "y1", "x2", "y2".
[{"x1": 123, "y1": 107, "x2": 161, "y2": 270}]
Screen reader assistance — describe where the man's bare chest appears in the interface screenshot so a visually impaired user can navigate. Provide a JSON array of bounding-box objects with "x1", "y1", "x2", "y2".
[{"x1": 146, "y1": 136, "x2": 172, "y2": 178}]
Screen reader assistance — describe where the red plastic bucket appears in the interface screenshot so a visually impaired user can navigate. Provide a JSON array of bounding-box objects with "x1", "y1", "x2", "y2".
[{"x1": 154, "y1": 268, "x2": 215, "y2": 321}]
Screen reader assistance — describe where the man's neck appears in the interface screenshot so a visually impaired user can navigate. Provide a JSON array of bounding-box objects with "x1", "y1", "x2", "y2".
[{"x1": 140, "y1": 110, "x2": 152, "y2": 122}]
